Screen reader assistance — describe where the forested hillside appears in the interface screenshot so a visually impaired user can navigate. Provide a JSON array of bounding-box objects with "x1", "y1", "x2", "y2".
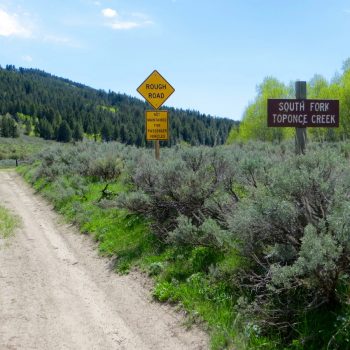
[
  {"x1": 0, "y1": 65, "x2": 236, "y2": 146},
  {"x1": 227, "y1": 58, "x2": 350, "y2": 143}
]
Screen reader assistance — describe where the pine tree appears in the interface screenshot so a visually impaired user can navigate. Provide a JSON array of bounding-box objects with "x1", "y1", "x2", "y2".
[
  {"x1": 101, "y1": 122, "x2": 112, "y2": 142},
  {"x1": 73, "y1": 123, "x2": 84, "y2": 141},
  {"x1": 57, "y1": 120, "x2": 72, "y2": 142},
  {"x1": 39, "y1": 119, "x2": 54, "y2": 140},
  {"x1": 120, "y1": 125, "x2": 128, "y2": 143},
  {"x1": 0, "y1": 116, "x2": 10, "y2": 137},
  {"x1": 0, "y1": 114, "x2": 19, "y2": 138}
]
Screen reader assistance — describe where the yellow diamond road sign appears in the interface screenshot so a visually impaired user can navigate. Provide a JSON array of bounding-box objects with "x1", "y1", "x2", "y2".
[
  {"x1": 146, "y1": 110, "x2": 168, "y2": 141},
  {"x1": 137, "y1": 70, "x2": 175, "y2": 109}
]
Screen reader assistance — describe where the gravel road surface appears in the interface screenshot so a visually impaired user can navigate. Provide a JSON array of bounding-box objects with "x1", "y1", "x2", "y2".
[{"x1": 0, "y1": 170, "x2": 208, "y2": 350}]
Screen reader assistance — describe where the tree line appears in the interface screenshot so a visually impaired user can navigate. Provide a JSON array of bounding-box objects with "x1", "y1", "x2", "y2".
[
  {"x1": 0, "y1": 65, "x2": 237, "y2": 145},
  {"x1": 0, "y1": 113, "x2": 19, "y2": 138},
  {"x1": 227, "y1": 58, "x2": 350, "y2": 143}
]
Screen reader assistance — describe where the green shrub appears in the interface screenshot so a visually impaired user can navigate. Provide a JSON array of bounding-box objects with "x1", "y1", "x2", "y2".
[
  {"x1": 118, "y1": 146, "x2": 242, "y2": 245},
  {"x1": 21, "y1": 139, "x2": 350, "y2": 349},
  {"x1": 229, "y1": 149, "x2": 350, "y2": 346},
  {"x1": 88, "y1": 156, "x2": 122, "y2": 182}
]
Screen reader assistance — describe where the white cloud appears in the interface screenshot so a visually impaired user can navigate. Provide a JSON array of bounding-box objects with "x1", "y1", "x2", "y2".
[
  {"x1": 43, "y1": 34, "x2": 81, "y2": 48},
  {"x1": 108, "y1": 18, "x2": 154, "y2": 30},
  {"x1": 104, "y1": 10, "x2": 153, "y2": 31},
  {"x1": 131, "y1": 12, "x2": 149, "y2": 20},
  {"x1": 0, "y1": 7, "x2": 80, "y2": 48},
  {"x1": 102, "y1": 8, "x2": 118, "y2": 18},
  {"x1": 22, "y1": 55, "x2": 33, "y2": 62},
  {"x1": 44, "y1": 35, "x2": 70, "y2": 44},
  {"x1": 110, "y1": 21, "x2": 140, "y2": 30},
  {"x1": 0, "y1": 9, "x2": 31, "y2": 38}
]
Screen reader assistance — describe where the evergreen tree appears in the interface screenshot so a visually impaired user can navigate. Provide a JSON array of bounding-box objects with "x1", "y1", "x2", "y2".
[
  {"x1": 38, "y1": 119, "x2": 54, "y2": 140},
  {"x1": 9, "y1": 117, "x2": 19, "y2": 138},
  {"x1": 101, "y1": 122, "x2": 112, "y2": 142},
  {"x1": 57, "y1": 120, "x2": 72, "y2": 142},
  {"x1": 0, "y1": 116, "x2": 10, "y2": 137},
  {"x1": 73, "y1": 123, "x2": 84, "y2": 141},
  {"x1": 120, "y1": 125, "x2": 127, "y2": 143},
  {"x1": 113, "y1": 126, "x2": 119, "y2": 141},
  {"x1": 0, "y1": 114, "x2": 19, "y2": 138}
]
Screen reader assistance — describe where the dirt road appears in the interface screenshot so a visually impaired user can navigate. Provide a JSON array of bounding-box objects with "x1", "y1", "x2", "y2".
[{"x1": 0, "y1": 171, "x2": 208, "y2": 350}]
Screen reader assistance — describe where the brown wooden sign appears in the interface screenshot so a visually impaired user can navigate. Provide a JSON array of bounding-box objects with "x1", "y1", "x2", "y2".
[{"x1": 268, "y1": 99, "x2": 339, "y2": 127}]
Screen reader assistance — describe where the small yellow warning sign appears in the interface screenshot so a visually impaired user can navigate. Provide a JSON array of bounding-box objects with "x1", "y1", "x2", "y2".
[
  {"x1": 137, "y1": 70, "x2": 175, "y2": 109},
  {"x1": 146, "y1": 110, "x2": 169, "y2": 141}
]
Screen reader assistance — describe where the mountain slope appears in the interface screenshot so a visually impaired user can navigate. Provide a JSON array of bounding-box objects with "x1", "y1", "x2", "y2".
[{"x1": 0, "y1": 65, "x2": 237, "y2": 146}]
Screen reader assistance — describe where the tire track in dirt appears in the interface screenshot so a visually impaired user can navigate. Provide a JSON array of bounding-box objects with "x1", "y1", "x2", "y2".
[{"x1": 0, "y1": 170, "x2": 208, "y2": 350}]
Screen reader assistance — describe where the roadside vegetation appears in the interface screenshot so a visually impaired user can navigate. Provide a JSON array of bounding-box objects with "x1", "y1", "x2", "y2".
[
  {"x1": 227, "y1": 59, "x2": 350, "y2": 144},
  {"x1": 0, "y1": 205, "x2": 19, "y2": 238},
  {"x1": 17, "y1": 140, "x2": 350, "y2": 350},
  {"x1": 0, "y1": 135, "x2": 53, "y2": 168}
]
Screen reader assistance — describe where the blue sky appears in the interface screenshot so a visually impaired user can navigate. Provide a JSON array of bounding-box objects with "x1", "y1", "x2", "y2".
[{"x1": 0, "y1": 0, "x2": 350, "y2": 120}]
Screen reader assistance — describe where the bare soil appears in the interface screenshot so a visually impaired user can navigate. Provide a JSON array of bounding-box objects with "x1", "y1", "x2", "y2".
[{"x1": 0, "y1": 171, "x2": 208, "y2": 350}]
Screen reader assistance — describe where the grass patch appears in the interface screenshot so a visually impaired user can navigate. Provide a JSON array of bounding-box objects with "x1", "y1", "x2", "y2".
[
  {"x1": 0, "y1": 205, "x2": 20, "y2": 238},
  {"x1": 0, "y1": 135, "x2": 54, "y2": 168},
  {"x1": 153, "y1": 273, "x2": 236, "y2": 349},
  {"x1": 147, "y1": 247, "x2": 238, "y2": 349}
]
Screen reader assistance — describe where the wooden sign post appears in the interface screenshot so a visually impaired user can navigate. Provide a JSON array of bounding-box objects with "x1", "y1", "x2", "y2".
[
  {"x1": 155, "y1": 141, "x2": 160, "y2": 160},
  {"x1": 295, "y1": 81, "x2": 307, "y2": 155},
  {"x1": 267, "y1": 82, "x2": 339, "y2": 155},
  {"x1": 137, "y1": 70, "x2": 175, "y2": 160}
]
